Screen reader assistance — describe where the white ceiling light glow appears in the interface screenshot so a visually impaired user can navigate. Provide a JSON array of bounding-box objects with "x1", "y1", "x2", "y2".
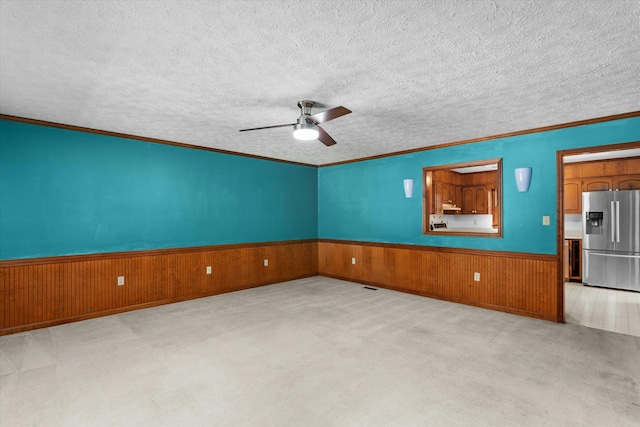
[{"x1": 293, "y1": 121, "x2": 319, "y2": 141}]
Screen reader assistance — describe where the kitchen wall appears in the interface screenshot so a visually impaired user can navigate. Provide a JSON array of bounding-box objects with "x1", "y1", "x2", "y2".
[
  {"x1": 564, "y1": 214, "x2": 583, "y2": 239},
  {"x1": 445, "y1": 214, "x2": 493, "y2": 229},
  {"x1": 318, "y1": 116, "x2": 640, "y2": 254},
  {"x1": 0, "y1": 120, "x2": 318, "y2": 260}
]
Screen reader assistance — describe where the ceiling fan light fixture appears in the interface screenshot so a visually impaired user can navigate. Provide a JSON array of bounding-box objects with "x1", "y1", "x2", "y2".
[{"x1": 293, "y1": 122, "x2": 319, "y2": 141}]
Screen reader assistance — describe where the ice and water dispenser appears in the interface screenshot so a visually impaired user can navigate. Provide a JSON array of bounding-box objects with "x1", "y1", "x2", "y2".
[{"x1": 585, "y1": 211, "x2": 604, "y2": 235}]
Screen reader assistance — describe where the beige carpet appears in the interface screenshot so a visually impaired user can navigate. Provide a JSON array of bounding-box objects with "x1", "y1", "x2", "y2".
[{"x1": 1, "y1": 277, "x2": 639, "y2": 426}]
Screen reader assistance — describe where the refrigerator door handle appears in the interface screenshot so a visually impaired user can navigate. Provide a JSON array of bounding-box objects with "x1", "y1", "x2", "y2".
[
  {"x1": 611, "y1": 201, "x2": 615, "y2": 243},
  {"x1": 616, "y1": 201, "x2": 620, "y2": 243}
]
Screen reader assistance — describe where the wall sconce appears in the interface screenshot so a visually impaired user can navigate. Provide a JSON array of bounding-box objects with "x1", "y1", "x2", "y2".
[
  {"x1": 403, "y1": 179, "x2": 414, "y2": 198},
  {"x1": 514, "y1": 167, "x2": 532, "y2": 192}
]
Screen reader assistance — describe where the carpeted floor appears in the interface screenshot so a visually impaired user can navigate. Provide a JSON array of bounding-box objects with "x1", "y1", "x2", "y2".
[{"x1": 1, "y1": 276, "x2": 639, "y2": 426}]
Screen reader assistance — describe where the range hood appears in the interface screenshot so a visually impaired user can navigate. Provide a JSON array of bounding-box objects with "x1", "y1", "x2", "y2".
[{"x1": 442, "y1": 203, "x2": 461, "y2": 211}]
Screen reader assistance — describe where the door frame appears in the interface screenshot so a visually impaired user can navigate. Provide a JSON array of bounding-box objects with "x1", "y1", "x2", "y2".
[{"x1": 556, "y1": 140, "x2": 640, "y2": 322}]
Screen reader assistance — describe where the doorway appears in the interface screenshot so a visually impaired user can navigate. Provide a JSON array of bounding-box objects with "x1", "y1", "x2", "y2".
[{"x1": 558, "y1": 142, "x2": 640, "y2": 336}]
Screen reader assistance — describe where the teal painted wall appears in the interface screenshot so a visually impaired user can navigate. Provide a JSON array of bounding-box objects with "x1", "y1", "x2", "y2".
[
  {"x1": 0, "y1": 120, "x2": 318, "y2": 260},
  {"x1": 3, "y1": 117, "x2": 638, "y2": 260},
  {"x1": 318, "y1": 117, "x2": 640, "y2": 255}
]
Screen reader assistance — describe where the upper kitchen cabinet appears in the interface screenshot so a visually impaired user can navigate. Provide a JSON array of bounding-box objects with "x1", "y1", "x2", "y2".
[
  {"x1": 461, "y1": 186, "x2": 488, "y2": 214},
  {"x1": 582, "y1": 177, "x2": 613, "y2": 191},
  {"x1": 431, "y1": 170, "x2": 463, "y2": 214},
  {"x1": 563, "y1": 157, "x2": 640, "y2": 214},
  {"x1": 564, "y1": 178, "x2": 582, "y2": 214},
  {"x1": 614, "y1": 174, "x2": 640, "y2": 190}
]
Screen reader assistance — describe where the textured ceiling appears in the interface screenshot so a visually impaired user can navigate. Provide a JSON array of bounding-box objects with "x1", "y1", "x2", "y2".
[{"x1": 1, "y1": 0, "x2": 639, "y2": 165}]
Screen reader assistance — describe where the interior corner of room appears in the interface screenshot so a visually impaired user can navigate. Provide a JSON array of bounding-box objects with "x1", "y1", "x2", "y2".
[{"x1": 2, "y1": 1, "x2": 640, "y2": 423}]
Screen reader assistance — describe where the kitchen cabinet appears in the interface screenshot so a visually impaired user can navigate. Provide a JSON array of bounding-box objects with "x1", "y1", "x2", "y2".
[
  {"x1": 475, "y1": 187, "x2": 488, "y2": 213},
  {"x1": 565, "y1": 239, "x2": 582, "y2": 282},
  {"x1": 432, "y1": 179, "x2": 462, "y2": 214},
  {"x1": 563, "y1": 240, "x2": 569, "y2": 279},
  {"x1": 614, "y1": 174, "x2": 640, "y2": 190},
  {"x1": 489, "y1": 188, "x2": 499, "y2": 227},
  {"x1": 434, "y1": 181, "x2": 443, "y2": 214},
  {"x1": 564, "y1": 178, "x2": 582, "y2": 214},
  {"x1": 454, "y1": 185, "x2": 462, "y2": 208},
  {"x1": 442, "y1": 183, "x2": 452, "y2": 205},
  {"x1": 582, "y1": 177, "x2": 613, "y2": 192},
  {"x1": 462, "y1": 186, "x2": 488, "y2": 214},
  {"x1": 562, "y1": 165, "x2": 640, "y2": 213}
]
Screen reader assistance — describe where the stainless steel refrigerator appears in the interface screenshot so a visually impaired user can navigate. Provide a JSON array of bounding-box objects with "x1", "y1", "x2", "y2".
[{"x1": 582, "y1": 190, "x2": 640, "y2": 292}]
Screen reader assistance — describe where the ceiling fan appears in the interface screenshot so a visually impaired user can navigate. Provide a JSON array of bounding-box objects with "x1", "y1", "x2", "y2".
[{"x1": 239, "y1": 100, "x2": 351, "y2": 146}]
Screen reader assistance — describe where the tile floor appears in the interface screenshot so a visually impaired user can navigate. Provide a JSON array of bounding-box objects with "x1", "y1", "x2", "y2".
[{"x1": 564, "y1": 282, "x2": 640, "y2": 337}]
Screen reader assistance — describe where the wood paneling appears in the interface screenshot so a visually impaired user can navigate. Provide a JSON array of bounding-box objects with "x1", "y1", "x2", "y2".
[
  {"x1": 318, "y1": 240, "x2": 559, "y2": 321},
  {"x1": 0, "y1": 241, "x2": 317, "y2": 335},
  {"x1": 0, "y1": 238, "x2": 562, "y2": 334}
]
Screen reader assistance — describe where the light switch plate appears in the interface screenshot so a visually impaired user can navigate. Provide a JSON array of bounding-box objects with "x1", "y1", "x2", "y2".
[
  {"x1": 117, "y1": 276, "x2": 125, "y2": 286},
  {"x1": 543, "y1": 216, "x2": 550, "y2": 226},
  {"x1": 264, "y1": 259, "x2": 268, "y2": 267},
  {"x1": 352, "y1": 257, "x2": 356, "y2": 265},
  {"x1": 206, "y1": 266, "x2": 212, "y2": 275}
]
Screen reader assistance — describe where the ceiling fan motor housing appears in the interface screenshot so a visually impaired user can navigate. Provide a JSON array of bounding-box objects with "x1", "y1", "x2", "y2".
[{"x1": 297, "y1": 100, "x2": 315, "y2": 116}]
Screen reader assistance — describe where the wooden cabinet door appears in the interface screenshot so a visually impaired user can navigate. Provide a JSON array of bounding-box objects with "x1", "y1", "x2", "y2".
[
  {"x1": 442, "y1": 183, "x2": 452, "y2": 204},
  {"x1": 568, "y1": 239, "x2": 582, "y2": 281},
  {"x1": 489, "y1": 188, "x2": 499, "y2": 227},
  {"x1": 474, "y1": 187, "x2": 488, "y2": 214},
  {"x1": 461, "y1": 186, "x2": 487, "y2": 213},
  {"x1": 454, "y1": 185, "x2": 462, "y2": 207},
  {"x1": 583, "y1": 177, "x2": 613, "y2": 192},
  {"x1": 564, "y1": 178, "x2": 582, "y2": 214},
  {"x1": 614, "y1": 174, "x2": 640, "y2": 190},
  {"x1": 462, "y1": 188, "x2": 474, "y2": 213},
  {"x1": 434, "y1": 181, "x2": 443, "y2": 214},
  {"x1": 563, "y1": 240, "x2": 569, "y2": 280}
]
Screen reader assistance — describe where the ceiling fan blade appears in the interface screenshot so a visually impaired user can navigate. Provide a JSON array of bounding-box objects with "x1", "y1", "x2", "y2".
[
  {"x1": 310, "y1": 106, "x2": 352, "y2": 124},
  {"x1": 317, "y1": 126, "x2": 337, "y2": 146},
  {"x1": 239, "y1": 123, "x2": 295, "y2": 132}
]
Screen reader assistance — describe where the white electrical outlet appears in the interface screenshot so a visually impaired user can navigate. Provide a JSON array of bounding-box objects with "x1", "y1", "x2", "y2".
[
  {"x1": 474, "y1": 272, "x2": 480, "y2": 282},
  {"x1": 542, "y1": 216, "x2": 551, "y2": 226},
  {"x1": 206, "y1": 266, "x2": 212, "y2": 275},
  {"x1": 117, "y1": 276, "x2": 125, "y2": 286},
  {"x1": 352, "y1": 257, "x2": 356, "y2": 265},
  {"x1": 264, "y1": 259, "x2": 268, "y2": 267}
]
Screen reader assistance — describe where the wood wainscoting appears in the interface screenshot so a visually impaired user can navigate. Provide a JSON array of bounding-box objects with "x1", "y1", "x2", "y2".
[
  {"x1": 1, "y1": 239, "x2": 561, "y2": 334},
  {"x1": 0, "y1": 240, "x2": 317, "y2": 335},
  {"x1": 318, "y1": 240, "x2": 560, "y2": 322}
]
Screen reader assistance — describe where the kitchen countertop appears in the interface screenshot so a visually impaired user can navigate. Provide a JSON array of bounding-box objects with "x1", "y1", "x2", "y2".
[
  {"x1": 564, "y1": 230, "x2": 583, "y2": 239},
  {"x1": 436, "y1": 227, "x2": 499, "y2": 234}
]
